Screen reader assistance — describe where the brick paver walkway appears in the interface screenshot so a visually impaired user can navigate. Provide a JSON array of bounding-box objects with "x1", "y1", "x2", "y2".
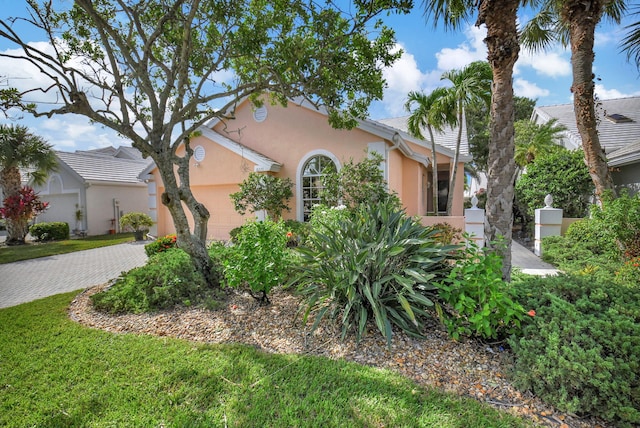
[{"x1": 0, "y1": 242, "x2": 148, "y2": 309}]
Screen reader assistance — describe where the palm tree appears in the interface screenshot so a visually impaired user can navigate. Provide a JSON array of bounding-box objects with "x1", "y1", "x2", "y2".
[
  {"x1": 0, "y1": 124, "x2": 57, "y2": 244},
  {"x1": 520, "y1": 0, "x2": 628, "y2": 201},
  {"x1": 621, "y1": 4, "x2": 640, "y2": 68},
  {"x1": 404, "y1": 87, "x2": 456, "y2": 216},
  {"x1": 440, "y1": 61, "x2": 492, "y2": 215},
  {"x1": 514, "y1": 118, "x2": 566, "y2": 167},
  {"x1": 422, "y1": 0, "x2": 521, "y2": 280}
]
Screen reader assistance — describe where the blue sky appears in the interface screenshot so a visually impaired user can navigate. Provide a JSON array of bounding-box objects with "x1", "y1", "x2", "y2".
[{"x1": 1, "y1": 2, "x2": 639, "y2": 152}]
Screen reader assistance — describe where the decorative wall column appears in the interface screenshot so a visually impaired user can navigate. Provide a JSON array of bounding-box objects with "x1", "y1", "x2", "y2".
[
  {"x1": 534, "y1": 194, "x2": 563, "y2": 257},
  {"x1": 464, "y1": 195, "x2": 485, "y2": 247}
]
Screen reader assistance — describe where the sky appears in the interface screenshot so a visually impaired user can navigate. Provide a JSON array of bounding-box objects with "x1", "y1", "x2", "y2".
[{"x1": 0, "y1": 1, "x2": 639, "y2": 152}]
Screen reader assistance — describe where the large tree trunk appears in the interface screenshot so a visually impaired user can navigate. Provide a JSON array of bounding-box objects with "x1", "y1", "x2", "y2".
[
  {"x1": 0, "y1": 166, "x2": 28, "y2": 245},
  {"x1": 477, "y1": 0, "x2": 520, "y2": 281},
  {"x1": 562, "y1": 0, "x2": 616, "y2": 201},
  {"x1": 154, "y1": 150, "x2": 219, "y2": 289}
]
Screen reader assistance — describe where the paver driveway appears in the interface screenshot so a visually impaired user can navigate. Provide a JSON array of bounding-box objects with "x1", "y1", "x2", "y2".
[{"x1": 0, "y1": 242, "x2": 147, "y2": 309}]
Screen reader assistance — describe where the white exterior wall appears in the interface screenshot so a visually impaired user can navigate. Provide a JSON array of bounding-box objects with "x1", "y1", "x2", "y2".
[
  {"x1": 34, "y1": 171, "x2": 84, "y2": 232},
  {"x1": 85, "y1": 182, "x2": 149, "y2": 235}
]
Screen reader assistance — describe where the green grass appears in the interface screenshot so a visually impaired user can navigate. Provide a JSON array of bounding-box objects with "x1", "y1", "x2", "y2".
[
  {"x1": 0, "y1": 234, "x2": 135, "y2": 264},
  {"x1": 0, "y1": 292, "x2": 531, "y2": 427}
]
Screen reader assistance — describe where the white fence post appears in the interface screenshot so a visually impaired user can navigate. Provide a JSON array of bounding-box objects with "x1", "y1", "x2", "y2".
[
  {"x1": 534, "y1": 194, "x2": 563, "y2": 257},
  {"x1": 465, "y1": 195, "x2": 485, "y2": 247}
]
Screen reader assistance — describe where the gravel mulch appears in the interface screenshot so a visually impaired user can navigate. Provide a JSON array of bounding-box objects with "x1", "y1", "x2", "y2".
[{"x1": 69, "y1": 284, "x2": 611, "y2": 428}]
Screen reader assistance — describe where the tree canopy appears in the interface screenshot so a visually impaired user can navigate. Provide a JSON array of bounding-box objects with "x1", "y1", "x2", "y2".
[{"x1": 0, "y1": 0, "x2": 410, "y2": 285}]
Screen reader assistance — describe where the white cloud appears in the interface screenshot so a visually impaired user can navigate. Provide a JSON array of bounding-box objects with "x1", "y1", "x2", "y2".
[
  {"x1": 516, "y1": 47, "x2": 571, "y2": 77},
  {"x1": 435, "y1": 26, "x2": 487, "y2": 70},
  {"x1": 377, "y1": 26, "x2": 490, "y2": 118},
  {"x1": 379, "y1": 44, "x2": 441, "y2": 117},
  {"x1": 595, "y1": 84, "x2": 640, "y2": 100},
  {"x1": 513, "y1": 78, "x2": 550, "y2": 99}
]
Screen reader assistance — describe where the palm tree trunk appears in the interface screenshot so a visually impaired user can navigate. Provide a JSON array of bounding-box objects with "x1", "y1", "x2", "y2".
[
  {"x1": 562, "y1": 0, "x2": 616, "y2": 201},
  {"x1": 427, "y1": 125, "x2": 439, "y2": 215},
  {"x1": 477, "y1": 0, "x2": 520, "y2": 281},
  {"x1": 0, "y1": 166, "x2": 28, "y2": 245},
  {"x1": 446, "y1": 102, "x2": 464, "y2": 215}
]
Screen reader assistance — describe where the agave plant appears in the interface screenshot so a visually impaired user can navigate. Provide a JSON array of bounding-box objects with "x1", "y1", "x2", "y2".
[{"x1": 291, "y1": 199, "x2": 461, "y2": 348}]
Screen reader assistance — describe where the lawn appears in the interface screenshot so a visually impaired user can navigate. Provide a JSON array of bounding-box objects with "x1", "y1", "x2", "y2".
[
  {"x1": 0, "y1": 292, "x2": 531, "y2": 427},
  {"x1": 0, "y1": 233, "x2": 135, "y2": 264}
]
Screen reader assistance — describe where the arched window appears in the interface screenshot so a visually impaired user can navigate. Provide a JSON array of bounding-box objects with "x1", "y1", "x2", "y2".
[{"x1": 299, "y1": 154, "x2": 337, "y2": 221}]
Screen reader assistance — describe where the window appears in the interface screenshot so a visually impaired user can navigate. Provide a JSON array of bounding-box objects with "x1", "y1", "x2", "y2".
[
  {"x1": 605, "y1": 113, "x2": 633, "y2": 124},
  {"x1": 300, "y1": 155, "x2": 337, "y2": 221}
]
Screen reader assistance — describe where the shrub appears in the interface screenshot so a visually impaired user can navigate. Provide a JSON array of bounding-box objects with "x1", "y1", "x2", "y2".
[
  {"x1": 541, "y1": 235, "x2": 621, "y2": 282},
  {"x1": 320, "y1": 151, "x2": 400, "y2": 210},
  {"x1": 306, "y1": 203, "x2": 352, "y2": 247},
  {"x1": 591, "y1": 190, "x2": 640, "y2": 259},
  {"x1": 29, "y1": 222, "x2": 70, "y2": 241},
  {"x1": 1, "y1": 186, "x2": 49, "y2": 244},
  {"x1": 429, "y1": 222, "x2": 462, "y2": 245},
  {"x1": 91, "y1": 248, "x2": 221, "y2": 313},
  {"x1": 509, "y1": 274, "x2": 640, "y2": 425},
  {"x1": 223, "y1": 219, "x2": 290, "y2": 304},
  {"x1": 283, "y1": 219, "x2": 310, "y2": 248},
  {"x1": 144, "y1": 234, "x2": 177, "y2": 257},
  {"x1": 564, "y1": 218, "x2": 617, "y2": 256},
  {"x1": 230, "y1": 172, "x2": 293, "y2": 219},
  {"x1": 291, "y1": 199, "x2": 459, "y2": 348},
  {"x1": 515, "y1": 148, "x2": 593, "y2": 218},
  {"x1": 616, "y1": 256, "x2": 640, "y2": 285},
  {"x1": 119, "y1": 212, "x2": 153, "y2": 238},
  {"x1": 435, "y1": 240, "x2": 526, "y2": 341}
]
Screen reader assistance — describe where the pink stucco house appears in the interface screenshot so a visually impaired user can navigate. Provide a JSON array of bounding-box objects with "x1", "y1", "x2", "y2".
[{"x1": 142, "y1": 97, "x2": 470, "y2": 240}]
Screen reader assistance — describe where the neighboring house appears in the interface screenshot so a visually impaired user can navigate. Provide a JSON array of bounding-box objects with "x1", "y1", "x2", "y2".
[
  {"x1": 32, "y1": 146, "x2": 153, "y2": 236},
  {"x1": 532, "y1": 96, "x2": 640, "y2": 194},
  {"x1": 142, "y1": 97, "x2": 471, "y2": 241}
]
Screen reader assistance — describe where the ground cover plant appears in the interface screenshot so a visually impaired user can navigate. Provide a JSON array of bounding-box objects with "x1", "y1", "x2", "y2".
[
  {"x1": 91, "y1": 248, "x2": 223, "y2": 314},
  {"x1": 0, "y1": 292, "x2": 530, "y2": 428},
  {"x1": 513, "y1": 196, "x2": 640, "y2": 426},
  {"x1": 509, "y1": 273, "x2": 640, "y2": 426},
  {"x1": 0, "y1": 233, "x2": 135, "y2": 264}
]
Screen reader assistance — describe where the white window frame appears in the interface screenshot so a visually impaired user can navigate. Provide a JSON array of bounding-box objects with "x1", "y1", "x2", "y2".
[{"x1": 296, "y1": 150, "x2": 340, "y2": 221}]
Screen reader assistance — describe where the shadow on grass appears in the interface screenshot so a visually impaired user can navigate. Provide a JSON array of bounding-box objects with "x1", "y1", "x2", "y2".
[{"x1": 0, "y1": 292, "x2": 528, "y2": 428}]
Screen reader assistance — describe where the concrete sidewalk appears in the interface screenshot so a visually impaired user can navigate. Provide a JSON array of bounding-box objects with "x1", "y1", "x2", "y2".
[
  {"x1": 0, "y1": 242, "x2": 148, "y2": 309},
  {"x1": 511, "y1": 240, "x2": 559, "y2": 276}
]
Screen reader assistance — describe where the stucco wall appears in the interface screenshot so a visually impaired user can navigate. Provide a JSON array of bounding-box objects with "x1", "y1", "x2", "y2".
[
  {"x1": 35, "y1": 170, "x2": 84, "y2": 231},
  {"x1": 614, "y1": 164, "x2": 640, "y2": 195},
  {"x1": 151, "y1": 98, "x2": 465, "y2": 239},
  {"x1": 86, "y1": 183, "x2": 148, "y2": 235}
]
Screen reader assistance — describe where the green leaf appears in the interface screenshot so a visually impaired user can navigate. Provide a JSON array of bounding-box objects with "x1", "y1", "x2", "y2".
[
  {"x1": 397, "y1": 294, "x2": 417, "y2": 326},
  {"x1": 387, "y1": 245, "x2": 405, "y2": 256}
]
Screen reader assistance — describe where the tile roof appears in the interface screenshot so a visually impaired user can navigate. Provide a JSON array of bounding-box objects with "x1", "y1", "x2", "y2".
[
  {"x1": 534, "y1": 96, "x2": 640, "y2": 154},
  {"x1": 376, "y1": 116, "x2": 469, "y2": 156},
  {"x1": 77, "y1": 145, "x2": 148, "y2": 161},
  {"x1": 608, "y1": 139, "x2": 640, "y2": 167},
  {"x1": 56, "y1": 150, "x2": 152, "y2": 184}
]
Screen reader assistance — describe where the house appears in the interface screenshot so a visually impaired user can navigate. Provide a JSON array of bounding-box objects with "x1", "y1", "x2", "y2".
[
  {"x1": 32, "y1": 146, "x2": 153, "y2": 236},
  {"x1": 141, "y1": 97, "x2": 471, "y2": 241},
  {"x1": 532, "y1": 96, "x2": 640, "y2": 194}
]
